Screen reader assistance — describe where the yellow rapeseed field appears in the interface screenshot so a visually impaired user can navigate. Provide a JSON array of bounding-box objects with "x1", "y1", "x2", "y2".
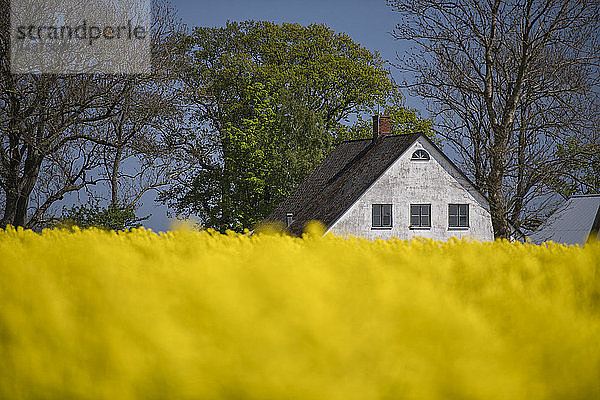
[{"x1": 1, "y1": 225, "x2": 599, "y2": 399}]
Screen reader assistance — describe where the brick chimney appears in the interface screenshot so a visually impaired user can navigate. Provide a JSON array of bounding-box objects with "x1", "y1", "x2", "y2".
[{"x1": 372, "y1": 115, "x2": 391, "y2": 139}]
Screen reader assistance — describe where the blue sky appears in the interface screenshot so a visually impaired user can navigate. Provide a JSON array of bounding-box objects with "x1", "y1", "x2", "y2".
[
  {"x1": 172, "y1": 0, "x2": 404, "y2": 72},
  {"x1": 141, "y1": 0, "x2": 423, "y2": 231},
  {"x1": 170, "y1": 1, "x2": 415, "y2": 100}
]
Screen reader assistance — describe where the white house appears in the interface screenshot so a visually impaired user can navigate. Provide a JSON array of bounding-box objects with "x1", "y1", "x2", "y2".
[{"x1": 264, "y1": 115, "x2": 494, "y2": 241}]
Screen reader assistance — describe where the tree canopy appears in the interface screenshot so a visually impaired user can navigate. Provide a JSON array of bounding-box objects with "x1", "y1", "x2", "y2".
[
  {"x1": 0, "y1": 0, "x2": 183, "y2": 229},
  {"x1": 163, "y1": 20, "x2": 430, "y2": 232}
]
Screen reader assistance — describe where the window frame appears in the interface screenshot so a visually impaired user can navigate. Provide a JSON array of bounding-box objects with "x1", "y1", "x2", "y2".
[
  {"x1": 411, "y1": 149, "x2": 430, "y2": 161},
  {"x1": 372, "y1": 204, "x2": 393, "y2": 229},
  {"x1": 448, "y1": 204, "x2": 469, "y2": 229},
  {"x1": 410, "y1": 204, "x2": 431, "y2": 230}
]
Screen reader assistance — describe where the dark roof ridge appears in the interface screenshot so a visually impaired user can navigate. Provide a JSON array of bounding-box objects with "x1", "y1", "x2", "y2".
[
  {"x1": 327, "y1": 139, "x2": 378, "y2": 185},
  {"x1": 572, "y1": 194, "x2": 600, "y2": 198},
  {"x1": 341, "y1": 132, "x2": 425, "y2": 144},
  {"x1": 333, "y1": 134, "x2": 421, "y2": 185}
]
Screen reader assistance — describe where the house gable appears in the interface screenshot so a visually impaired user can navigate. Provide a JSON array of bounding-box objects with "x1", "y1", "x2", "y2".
[
  {"x1": 326, "y1": 136, "x2": 494, "y2": 241},
  {"x1": 263, "y1": 132, "x2": 493, "y2": 241}
]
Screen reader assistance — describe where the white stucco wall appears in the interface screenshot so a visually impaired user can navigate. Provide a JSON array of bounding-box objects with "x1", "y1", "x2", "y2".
[{"x1": 326, "y1": 137, "x2": 494, "y2": 241}]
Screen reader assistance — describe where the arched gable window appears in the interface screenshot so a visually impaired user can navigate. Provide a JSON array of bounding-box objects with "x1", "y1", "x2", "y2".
[{"x1": 411, "y1": 149, "x2": 430, "y2": 161}]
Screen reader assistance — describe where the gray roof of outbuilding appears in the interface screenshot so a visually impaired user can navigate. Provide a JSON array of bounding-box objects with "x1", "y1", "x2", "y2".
[{"x1": 529, "y1": 194, "x2": 600, "y2": 245}]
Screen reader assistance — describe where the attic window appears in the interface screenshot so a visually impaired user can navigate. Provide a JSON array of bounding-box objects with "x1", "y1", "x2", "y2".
[
  {"x1": 286, "y1": 213, "x2": 293, "y2": 228},
  {"x1": 411, "y1": 149, "x2": 430, "y2": 161}
]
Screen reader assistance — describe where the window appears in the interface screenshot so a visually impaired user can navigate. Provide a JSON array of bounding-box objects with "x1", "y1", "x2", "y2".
[
  {"x1": 410, "y1": 204, "x2": 431, "y2": 229},
  {"x1": 286, "y1": 213, "x2": 293, "y2": 228},
  {"x1": 411, "y1": 149, "x2": 430, "y2": 161},
  {"x1": 449, "y1": 204, "x2": 469, "y2": 228},
  {"x1": 372, "y1": 204, "x2": 392, "y2": 228}
]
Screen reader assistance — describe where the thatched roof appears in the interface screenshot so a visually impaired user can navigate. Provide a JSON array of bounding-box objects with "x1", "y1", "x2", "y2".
[{"x1": 264, "y1": 134, "x2": 422, "y2": 235}]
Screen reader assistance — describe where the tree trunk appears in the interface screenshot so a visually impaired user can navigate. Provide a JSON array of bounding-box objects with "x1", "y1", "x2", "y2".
[
  {"x1": 14, "y1": 145, "x2": 42, "y2": 228},
  {"x1": 0, "y1": 188, "x2": 18, "y2": 228},
  {"x1": 488, "y1": 181, "x2": 511, "y2": 239},
  {"x1": 487, "y1": 136, "x2": 511, "y2": 239}
]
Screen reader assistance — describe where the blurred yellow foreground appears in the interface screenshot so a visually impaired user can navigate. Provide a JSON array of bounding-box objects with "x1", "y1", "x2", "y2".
[{"x1": 1, "y1": 226, "x2": 599, "y2": 399}]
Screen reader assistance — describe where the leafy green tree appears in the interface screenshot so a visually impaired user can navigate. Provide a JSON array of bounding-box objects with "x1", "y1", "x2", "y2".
[
  {"x1": 164, "y1": 21, "x2": 431, "y2": 232},
  {"x1": 54, "y1": 202, "x2": 149, "y2": 231},
  {"x1": 552, "y1": 136, "x2": 600, "y2": 197}
]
